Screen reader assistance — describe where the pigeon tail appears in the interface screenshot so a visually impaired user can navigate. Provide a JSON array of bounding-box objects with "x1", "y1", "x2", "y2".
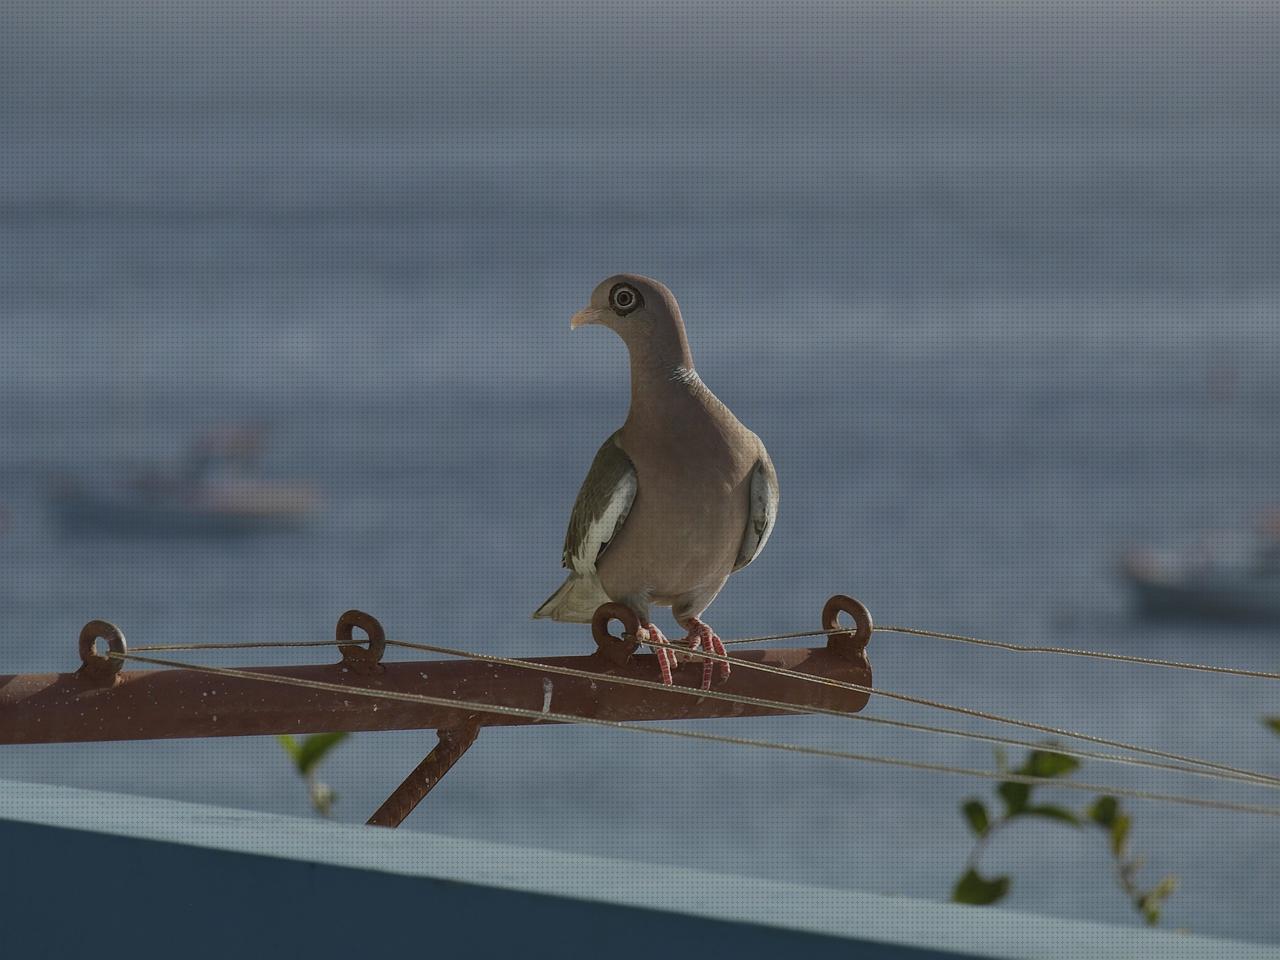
[{"x1": 532, "y1": 574, "x2": 610, "y2": 622}]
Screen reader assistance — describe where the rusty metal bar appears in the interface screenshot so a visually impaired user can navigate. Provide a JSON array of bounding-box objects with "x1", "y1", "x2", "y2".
[
  {"x1": 0, "y1": 597, "x2": 874, "y2": 745},
  {"x1": 0, "y1": 646, "x2": 871, "y2": 745},
  {"x1": 366, "y1": 725, "x2": 481, "y2": 828}
]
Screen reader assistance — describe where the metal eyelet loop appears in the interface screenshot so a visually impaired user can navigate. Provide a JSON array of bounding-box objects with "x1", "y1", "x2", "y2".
[
  {"x1": 822, "y1": 595, "x2": 873, "y2": 664},
  {"x1": 338, "y1": 609, "x2": 386, "y2": 673},
  {"x1": 591, "y1": 602, "x2": 641, "y2": 667},
  {"x1": 77, "y1": 619, "x2": 127, "y2": 685}
]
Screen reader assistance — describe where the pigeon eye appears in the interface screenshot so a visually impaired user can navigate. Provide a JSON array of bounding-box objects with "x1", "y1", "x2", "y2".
[{"x1": 609, "y1": 284, "x2": 641, "y2": 315}]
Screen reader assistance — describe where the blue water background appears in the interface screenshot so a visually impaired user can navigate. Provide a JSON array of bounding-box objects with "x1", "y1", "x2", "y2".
[{"x1": 1, "y1": 2, "x2": 1278, "y2": 943}]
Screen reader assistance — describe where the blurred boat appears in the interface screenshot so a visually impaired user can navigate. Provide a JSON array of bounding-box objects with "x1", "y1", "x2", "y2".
[
  {"x1": 49, "y1": 425, "x2": 321, "y2": 538},
  {"x1": 1120, "y1": 514, "x2": 1280, "y2": 623}
]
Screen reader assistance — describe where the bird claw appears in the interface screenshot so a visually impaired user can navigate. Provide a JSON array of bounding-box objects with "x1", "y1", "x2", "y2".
[
  {"x1": 682, "y1": 619, "x2": 730, "y2": 691},
  {"x1": 639, "y1": 623, "x2": 675, "y2": 686},
  {"x1": 639, "y1": 621, "x2": 730, "y2": 690}
]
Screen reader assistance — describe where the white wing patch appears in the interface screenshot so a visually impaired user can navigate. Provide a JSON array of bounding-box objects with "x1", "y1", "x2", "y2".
[
  {"x1": 569, "y1": 471, "x2": 637, "y2": 575},
  {"x1": 735, "y1": 460, "x2": 778, "y2": 571}
]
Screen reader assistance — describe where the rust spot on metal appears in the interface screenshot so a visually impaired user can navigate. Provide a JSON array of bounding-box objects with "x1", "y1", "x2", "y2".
[
  {"x1": 337, "y1": 609, "x2": 386, "y2": 675},
  {"x1": 75, "y1": 620, "x2": 126, "y2": 687},
  {"x1": 591, "y1": 602, "x2": 640, "y2": 668}
]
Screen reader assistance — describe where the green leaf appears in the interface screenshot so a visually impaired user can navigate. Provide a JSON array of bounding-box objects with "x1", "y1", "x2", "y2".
[
  {"x1": 1148, "y1": 875, "x2": 1178, "y2": 903},
  {"x1": 293, "y1": 732, "x2": 350, "y2": 776},
  {"x1": 1087, "y1": 796, "x2": 1119, "y2": 827},
  {"x1": 1264, "y1": 716, "x2": 1280, "y2": 736},
  {"x1": 1110, "y1": 814, "x2": 1132, "y2": 857},
  {"x1": 1025, "y1": 804, "x2": 1081, "y2": 827},
  {"x1": 952, "y1": 869, "x2": 1011, "y2": 906},
  {"x1": 1149, "y1": 875, "x2": 1178, "y2": 904},
  {"x1": 997, "y1": 780, "x2": 1031, "y2": 816},
  {"x1": 962, "y1": 799, "x2": 991, "y2": 837},
  {"x1": 1138, "y1": 876, "x2": 1177, "y2": 926},
  {"x1": 276, "y1": 734, "x2": 302, "y2": 765},
  {"x1": 1020, "y1": 750, "x2": 1080, "y2": 779}
]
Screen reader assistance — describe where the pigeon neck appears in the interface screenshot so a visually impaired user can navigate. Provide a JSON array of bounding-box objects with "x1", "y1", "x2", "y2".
[{"x1": 626, "y1": 323, "x2": 697, "y2": 412}]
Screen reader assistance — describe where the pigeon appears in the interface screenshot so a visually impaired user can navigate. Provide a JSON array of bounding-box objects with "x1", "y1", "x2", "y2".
[{"x1": 534, "y1": 274, "x2": 778, "y2": 689}]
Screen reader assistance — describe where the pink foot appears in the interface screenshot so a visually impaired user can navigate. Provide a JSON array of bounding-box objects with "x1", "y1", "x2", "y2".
[
  {"x1": 640, "y1": 622, "x2": 676, "y2": 685},
  {"x1": 682, "y1": 619, "x2": 730, "y2": 690}
]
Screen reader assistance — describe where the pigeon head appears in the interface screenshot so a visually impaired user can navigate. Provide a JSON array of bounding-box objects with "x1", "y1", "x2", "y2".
[{"x1": 570, "y1": 274, "x2": 693, "y2": 368}]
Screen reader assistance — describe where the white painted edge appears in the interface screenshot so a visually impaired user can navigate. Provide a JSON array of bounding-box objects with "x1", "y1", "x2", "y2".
[{"x1": 0, "y1": 778, "x2": 1275, "y2": 960}]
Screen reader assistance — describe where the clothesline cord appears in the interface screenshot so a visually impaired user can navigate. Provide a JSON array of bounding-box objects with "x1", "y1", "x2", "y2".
[
  {"x1": 378, "y1": 636, "x2": 1280, "y2": 791},
  {"x1": 125, "y1": 631, "x2": 1280, "y2": 789},
  {"x1": 632, "y1": 634, "x2": 1280, "y2": 788},
  {"x1": 132, "y1": 621, "x2": 1280, "y2": 682},
  {"x1": 104, "y1": 649, "x2": 1280, "y2": 821}
]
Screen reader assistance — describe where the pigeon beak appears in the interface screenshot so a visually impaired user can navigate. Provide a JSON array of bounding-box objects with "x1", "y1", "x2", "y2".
[{"x1": 570, "y1": 306, "x2": 604, "y2": 330}]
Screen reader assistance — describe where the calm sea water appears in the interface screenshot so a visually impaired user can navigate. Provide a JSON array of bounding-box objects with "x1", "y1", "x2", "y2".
[{"x1": 2, "y1": 2, "x2": 1279, "y2": 944}]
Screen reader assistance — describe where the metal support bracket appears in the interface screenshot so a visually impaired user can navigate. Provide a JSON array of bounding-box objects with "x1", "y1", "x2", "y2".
[{"x1": 366, "y1": 724, "x2": 481, "y2": 828}]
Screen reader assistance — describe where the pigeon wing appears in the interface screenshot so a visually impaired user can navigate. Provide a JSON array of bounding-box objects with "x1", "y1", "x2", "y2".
[
  {"x1": 563, "y1": 431, "x2": 638, "y2": 576},
  {"x1": 734, "y1": 455, "x2": 779, "y2": 572}
]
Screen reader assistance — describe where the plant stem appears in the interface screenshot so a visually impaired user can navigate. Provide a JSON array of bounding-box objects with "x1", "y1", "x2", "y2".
[{"x1": 965, "y1": 817, "x2": 1008, "y2": 874}]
